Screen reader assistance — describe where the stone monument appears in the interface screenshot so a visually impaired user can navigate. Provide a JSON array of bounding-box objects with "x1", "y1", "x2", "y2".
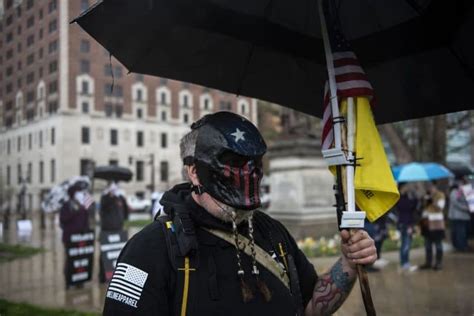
[{"x1": 266, "y1": 109, "x2": 338, "y2": 239}]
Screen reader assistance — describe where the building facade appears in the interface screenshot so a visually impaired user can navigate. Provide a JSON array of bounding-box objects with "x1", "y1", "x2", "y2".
[{"x1": 0, "y1": 0, "x2": 258, "y2": 212}]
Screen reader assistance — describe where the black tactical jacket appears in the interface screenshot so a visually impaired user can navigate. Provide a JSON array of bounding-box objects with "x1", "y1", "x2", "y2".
[{"x1": 103, "y1": 184, "x2": 318, "y2": 315}]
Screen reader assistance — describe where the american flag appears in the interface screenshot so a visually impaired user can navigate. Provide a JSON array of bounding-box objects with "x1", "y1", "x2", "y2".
[
  {"x1": 321, "y1": 0, "x2": 374, "y2": 151},
  {"x1": 108, "y1": 263, "x2": 148, "y2": 301},
  {"x1": 82, "y1": 192, "x2": 95, "y2": 210}
]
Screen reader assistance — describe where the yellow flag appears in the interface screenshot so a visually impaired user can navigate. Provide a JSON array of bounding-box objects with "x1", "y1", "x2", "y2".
[{"x1": 346, "y1": 97, "x2": 399, "y2": 222}]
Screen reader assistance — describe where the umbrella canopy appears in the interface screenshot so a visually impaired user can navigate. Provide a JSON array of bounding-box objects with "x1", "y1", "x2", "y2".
[
  {"x1": 392, "y1": 162, "x2": 454, "y2": 182},
  {"x1": 94, "y1": 165, "x2": 133, "y2": 182},
  {"x1": 446, "y1": 162, "x2": 474, "y2": 180},
  {"x1": 73, "y1": 0, "x2": 474, "y2": 124},
  {"x1": 41, "y1": 176, "x2": 91, "y2": 213}
]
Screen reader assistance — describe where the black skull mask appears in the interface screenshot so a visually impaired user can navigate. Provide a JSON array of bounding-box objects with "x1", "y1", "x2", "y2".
[{"x1": 189, "y1": 112, "x2": 267, "y2": 210}]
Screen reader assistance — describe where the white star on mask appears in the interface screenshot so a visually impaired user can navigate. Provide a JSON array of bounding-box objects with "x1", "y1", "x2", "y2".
[{"x1": 231, "y1": 128, "x2": 246, "y2": 142}]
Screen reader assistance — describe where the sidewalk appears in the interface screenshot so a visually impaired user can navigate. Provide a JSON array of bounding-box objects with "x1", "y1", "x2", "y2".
[{"x1": 1, "y1": 214, "x2": 473, "y2": 315}]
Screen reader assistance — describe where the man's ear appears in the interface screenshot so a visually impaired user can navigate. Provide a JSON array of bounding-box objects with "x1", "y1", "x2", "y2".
[{"x1": 186, "y1": 165, "x2": 200, "y2": 186}]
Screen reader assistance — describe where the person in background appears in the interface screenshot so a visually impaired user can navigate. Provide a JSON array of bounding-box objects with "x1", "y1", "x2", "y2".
[
  {"x1": 150, "y1": 191, "x2": 164, "y2": 219},
  {"x1": 419, "y1": 182, "x2": 446, "y2": 271},
  {"x1": 100, "y1": 182, "x2": 129, "y2": 231},
  {"x1": 448, "y1": 178, "x2": 471, "y2": 252},
  {"x1": 99, "y1": 182, "x2": 129, "y2": 282},
  {"x1": 59, "y1": 184, "x2": 91, "y2": 289},
  {"x1": 395, "y1": 182, "x2": 419, "y2": 271}
]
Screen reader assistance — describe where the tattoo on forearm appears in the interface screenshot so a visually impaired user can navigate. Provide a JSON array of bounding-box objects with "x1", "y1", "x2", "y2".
[{"x1": 311, "y1": 258, "x2": 355, "y2": 315}]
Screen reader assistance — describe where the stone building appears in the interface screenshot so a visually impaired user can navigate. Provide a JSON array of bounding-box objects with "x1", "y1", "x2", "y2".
[{"x1": 0, "y1": 0, "x2": 258, "y2": 212}]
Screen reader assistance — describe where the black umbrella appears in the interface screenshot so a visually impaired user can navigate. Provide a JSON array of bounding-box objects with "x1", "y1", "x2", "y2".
[
  {"x1": 73, "y1": 0, "x2": 473, "y2": 124},
  {"x1": 447, "y1": 162, "x2": 474, "y2": 179},
  {"x1": 94, "y1": 165, "x2": 133, "y2": 182}
]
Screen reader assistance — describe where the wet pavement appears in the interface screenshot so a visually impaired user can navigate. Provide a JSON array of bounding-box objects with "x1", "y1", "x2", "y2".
[{"x1": 1, "y1": 214, "x2": 473, "y2": 315}]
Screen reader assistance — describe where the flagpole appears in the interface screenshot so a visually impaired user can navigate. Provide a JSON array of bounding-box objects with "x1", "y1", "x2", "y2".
[
  {"x1": 318, "y1": 0, "x2": 342, "y2": 151},
  {"x1": 346, "y1": 97, "x2": 356, "y2": 213},
  {"x1": 318, "y1": 1, "x2": 376, "y2": 315}
]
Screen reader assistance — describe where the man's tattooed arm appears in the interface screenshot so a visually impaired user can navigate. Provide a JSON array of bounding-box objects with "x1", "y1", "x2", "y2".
[{"x1": 305, "y1": 257, "x2": 356, "y2": 316}]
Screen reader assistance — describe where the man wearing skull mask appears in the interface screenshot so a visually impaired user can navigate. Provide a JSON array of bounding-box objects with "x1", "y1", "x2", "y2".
[{"x1": 103, "y1": 111, "x2": 376, "y2": 316}]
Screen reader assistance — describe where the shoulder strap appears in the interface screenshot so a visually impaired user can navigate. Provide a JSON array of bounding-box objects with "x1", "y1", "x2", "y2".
[
  {"x1": 156, "y1": 215, "x2": 198, "y2": 316},
  {"x1": 202, "y1": 227, "x2": 290, "y2": 289}
]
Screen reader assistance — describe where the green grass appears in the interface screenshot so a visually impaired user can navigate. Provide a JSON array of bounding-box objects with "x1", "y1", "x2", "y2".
[
  {"x1": 0, "y1": 299, "x2": 100, "y2": 316},
  {"x1": 124, "y1": 219, "x2": 152, "y2": 228},
  {"x1": 0, "y1": 243, "x2": 43, "y2": 263}
]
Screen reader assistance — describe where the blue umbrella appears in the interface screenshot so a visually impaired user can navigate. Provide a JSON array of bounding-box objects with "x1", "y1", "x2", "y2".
[{"x1": 392, "y1": 162, "x2": 454, "y2": 183}]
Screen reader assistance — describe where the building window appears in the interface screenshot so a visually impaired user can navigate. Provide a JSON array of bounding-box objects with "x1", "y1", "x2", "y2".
[
  {"x1": 49, "y1": 80, "x2": 58, "y2": 94},
  {"x1": 7, "y1": 166, "x2": 11, "y2": 186},
  {"x1": 104, "y1": 65, "x2": 113, "y2": 77},
  {"x1": 50, "y1": 159, "x2": 55, "y2": 182},
  {"x1": 80, "y1": 159, "x2": 94, "y2": 176},
  {"x1": 48, "y1": 101, "x2": 58, "y2": 113},
  {"x1": 136, "y1": 89, "x2": 143, "y2": 102},
  {"x1": 28, "y1": 133, "x2": 32, "y2": 150},
  {"x1": 183, "y1": 95, "x2": 189, "y2": 108},
  {"x1": 27, "y1": 0, "x2": 34, "y2": 9},
  {"x1": 26, "y1": 72, "x2": 35, "y2": 84},
  {"x1": 39, "y1": 161, "x2": 44, "y2": 183},
  {"x1": 80, "y1": 40, "x2": 90, "y2": 53},
  {"x1": 27, "y1": 53, "x2": 35, "y2": 65},
  {"x1": 204, "y1": 98, "x2": 210, "y2": 110},
  {"x1": 220, "y1": 100, "x2": 232, "y2": 111},
  {"x1": 48, "y1": 40, "x2": 58, "y2": 53},
  {"x1": 161, "y1": 133, "x2": 167, "y2": 148},
  {"x1": 104, "y1": 84, "x2": 123, "y2": 97},
  {"x1": 183, "y1": 113, "x2": 189, "y2": 124},
  {"x1": 26, "y1": 34, "x2": 35, "y2": 47},
  {"x1": 110, "y1": 129, "x2": 118, "y2": 145},
  {"x1": 160, "y1": 92, "x2": 167, "y2": 104},
  {"x1": 27, "y1": 16, "x2": 34, "y2": 28},
  {"x1": 27, "y1": 162, "x2": 32, "y2": 183},
  {"x1": 109, "y1": 160, "x2": 119, "y2": 167},
  {"x1": 137, "y1": 131, "x2": 144, "y2": 147},
  {"x1": 39, "y1": 131, "x2": 43, "y2": 148},
  {"x1": 136, "y1": 161, "x2": 144, "y2": 182},
  {"x1": 81, "y1": 0, "x2": 89, "y2": 12},
  {"x1": 105, "y1": 103, "x2": 113, "y2": 117},
  {"x1": 49, "y1": 60, "x2": 58, "y2": 74},
  {"x1": 48, "y1": 0, "x2": 57, "y2": 13},
  {"x1": 115, "y1": 66, "x2": 123, "y2": 78},
  {"x1": 27, "y1": 91, "x2": 35, "y2": 103},
  {"x1": 7, "y1": 139, "x2": 11, "y2": 155},
  {"x1": 17, "y1": 136, "x2": 21, "y2": 152},
  {"x1": 82, "y1": 101, "x2": 89, "y2": 113},
  {"x1": 48, "y1": 19, "x2": 57, "y2": 33},
  {"x1": 51, "y1": 127, "x2": 55, "y2": 145},
  {"x1": 115, "y1": 105, "x2": 123, "y2": 118},
  {"x1": 161, "y1": 111, "x2": 167, "y2": 121},
  {"x1": 136, "y1": 108, "x2": 143, "y2": 119},
  {"x1": 80, "y1": 60, "x2": 90, "y2": 74},
  {"x1": 81, "y1": 127, "x2": 90, "y2": 144},
  {"x1": 160, "y1": 161, "x2": 169, "y2": 182},
  {"x1": 81, "y1": 81, "x2": 89, "y2": 94},
  {"x1": 17, "y1": 164, "x2": 22, "y2": 184}
]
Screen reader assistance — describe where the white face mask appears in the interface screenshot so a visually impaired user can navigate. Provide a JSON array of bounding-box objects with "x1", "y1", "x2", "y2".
[{"x1": 74, "y1": 191, "x2": 85, "y2": 204}]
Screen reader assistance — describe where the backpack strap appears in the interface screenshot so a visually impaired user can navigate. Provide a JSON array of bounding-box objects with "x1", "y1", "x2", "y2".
[{"x1": 156, "y1": 215, "x2": 199, "y2": 316}]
